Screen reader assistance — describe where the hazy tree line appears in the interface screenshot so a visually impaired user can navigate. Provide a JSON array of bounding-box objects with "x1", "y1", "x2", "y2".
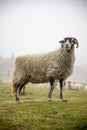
[{"x1": 0, "y1": 54, "x2": 15, "y2": 82}]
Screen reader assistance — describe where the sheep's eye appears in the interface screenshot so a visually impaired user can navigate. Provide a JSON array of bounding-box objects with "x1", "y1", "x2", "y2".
[{"x1": 71, "y1": 39, "x2": 74, "y2": 42}]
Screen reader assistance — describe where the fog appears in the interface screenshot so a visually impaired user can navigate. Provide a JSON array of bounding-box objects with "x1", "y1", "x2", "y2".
[{"x1": 0, "y1": 0, "x2": 87, "y2": 66}]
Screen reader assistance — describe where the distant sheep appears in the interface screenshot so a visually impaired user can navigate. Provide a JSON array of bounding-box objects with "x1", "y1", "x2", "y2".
[
  {"x1": 85, "y1": 85, "x2": 87, "y2": 90},
  {"x1": 68, "y1": 81, "x2": 85, "y2": 90},
  {"x1": 13, "y1": 37, "x2": 79, "y2": 103}
]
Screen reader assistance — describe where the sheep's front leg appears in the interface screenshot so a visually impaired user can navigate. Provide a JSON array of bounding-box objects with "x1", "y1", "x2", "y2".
[
  {"x1": 48, "y1": 78, "x2": 54, "y2": 101},
  {"x1": 59, "y1": 79, "x2": 67, "y2": 102}
]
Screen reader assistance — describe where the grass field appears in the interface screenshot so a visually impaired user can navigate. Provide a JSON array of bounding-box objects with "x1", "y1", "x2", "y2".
[{"x1": 0, "y1": 83, "x2": 87, "y2": 130}]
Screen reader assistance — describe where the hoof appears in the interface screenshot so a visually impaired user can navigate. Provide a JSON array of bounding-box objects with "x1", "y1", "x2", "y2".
[
  {"x1": 61, "y1": 99, "x2": 67, "y2": 102},
  {"x1": 48, "y1": 99, "x2": 52, "y2": 101},
  {"x1": 16, "y1": 100, "x2": 20, "y2": 104},
  {"x1": 48, "y1": 98, "x2": 52, "y2": 101},
  {"x1": 16, "y1": 98, "x2": 20, "y2": 104}
]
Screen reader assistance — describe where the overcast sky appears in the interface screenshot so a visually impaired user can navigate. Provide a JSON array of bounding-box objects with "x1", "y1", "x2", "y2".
[{"x1": 0, "y1": 0, "x2": 87, "y2": 66}]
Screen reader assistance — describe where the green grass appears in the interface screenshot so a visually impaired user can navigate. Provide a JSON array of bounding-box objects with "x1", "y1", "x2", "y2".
[{"x1": 0, "y1": 83, "x2": 87, "y2": 130}]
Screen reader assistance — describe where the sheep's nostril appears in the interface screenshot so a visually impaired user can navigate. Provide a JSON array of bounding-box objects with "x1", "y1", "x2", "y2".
[{"x1": 66, "y1": 44, "x2": 69, "y2": 47}]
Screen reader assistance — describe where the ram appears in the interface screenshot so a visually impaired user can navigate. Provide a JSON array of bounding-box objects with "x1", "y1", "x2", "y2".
[{"x1": 13, "y1": 37, "x2": 79, "y2": 103}]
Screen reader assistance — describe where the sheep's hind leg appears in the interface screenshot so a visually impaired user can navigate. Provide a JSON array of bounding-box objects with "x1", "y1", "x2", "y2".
[
  {"x1": 22, "y1": 86, "x2": 25, "y2": 95},
  {"x1": 19, "y1": 85, "x2": 25, "y2": 96},
  {"x1": 19, "y1": 85, "x2": 24, "y2": 96},
  {"x1": 15, "y1": 85, "x2": 21, "y2": 103},
  {"x1": 48, "y1": 78, "x2": 55, "y2": 101}
]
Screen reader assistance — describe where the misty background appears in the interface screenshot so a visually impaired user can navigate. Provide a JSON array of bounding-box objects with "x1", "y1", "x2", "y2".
[{"x1": 0, "y1": 0, "x2": 87, "y2": 82}]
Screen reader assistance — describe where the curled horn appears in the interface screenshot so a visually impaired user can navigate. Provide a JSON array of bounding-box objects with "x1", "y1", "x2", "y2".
[{"x1": 73, "y1": 38, "x2": 79, "y2": 48}]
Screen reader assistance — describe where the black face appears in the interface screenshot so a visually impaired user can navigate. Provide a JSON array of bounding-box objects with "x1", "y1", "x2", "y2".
[
  {"x1": 59, "y1": 37, "x2": 79, "y2": 51},
  {"x1": 64, "y1": 37, "x2": 73, "y2": 43}
]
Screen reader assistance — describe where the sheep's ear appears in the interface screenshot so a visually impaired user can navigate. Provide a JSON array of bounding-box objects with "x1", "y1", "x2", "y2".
[
  {"x1": 59, "y1": 40, "x2": 64, "y2": 44},
  {"x1": 59, "y1": 40, "x2": 64, "y2": 48}
]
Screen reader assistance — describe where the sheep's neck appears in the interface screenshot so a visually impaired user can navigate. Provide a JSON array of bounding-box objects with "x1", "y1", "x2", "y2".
[{"x1": 58, "y1": 48, "x2": 75, "y2": 79}]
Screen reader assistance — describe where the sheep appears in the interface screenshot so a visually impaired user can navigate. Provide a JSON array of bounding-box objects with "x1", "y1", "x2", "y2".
[
  {"x1": 85, "y1": 85, "x2": 87, "y2": 90},
  {"x1": 13, "y1": 37, "x2": 79, "y2": 103},
  {"x1": 67, "y1": 81, "x2": 85, "y2": 90}
]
